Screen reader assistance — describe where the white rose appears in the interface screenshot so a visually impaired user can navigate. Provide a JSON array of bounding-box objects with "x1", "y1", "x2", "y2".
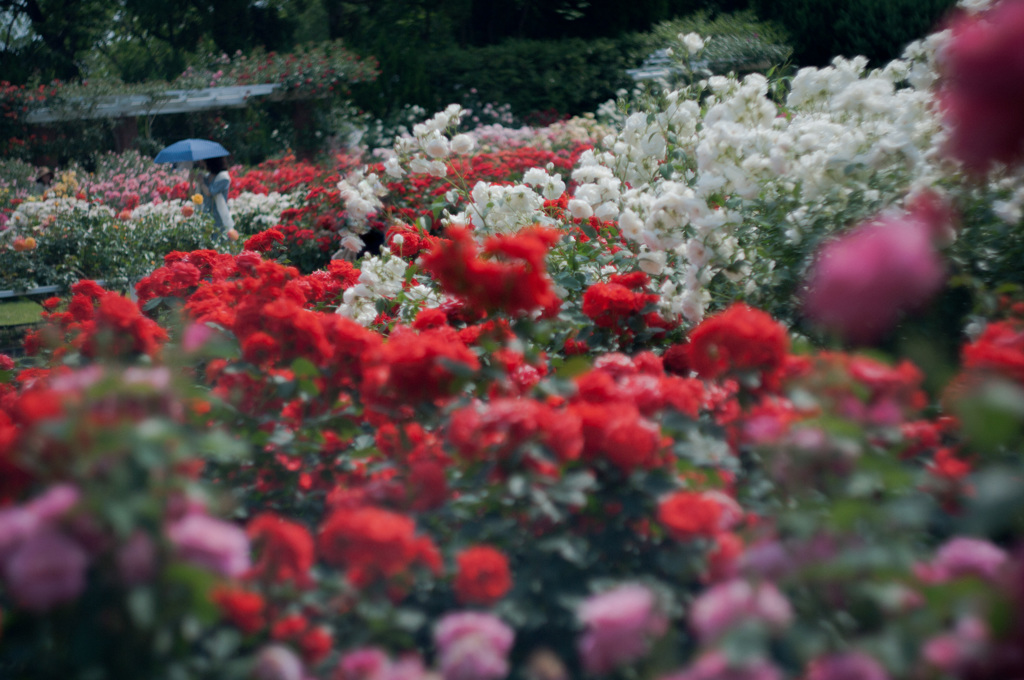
[
  {"x1": 383, "y1": 157, "x2": 405, "y2": 179},
  {"x1": 568, "y1": 199, "x2": 593, "y2": 219},
  {"x1": 423, "y1": 133, "x2": 450, "y2": 159},
  {"x1": 341, "y1": 233, "x2": 364, "y2": 252},
  {"x1": 637, "y1": 250, "x2": 666, "y2": 276},
  {"x1": 451, "y1": 134, "x2": 475, "y2": 155}
]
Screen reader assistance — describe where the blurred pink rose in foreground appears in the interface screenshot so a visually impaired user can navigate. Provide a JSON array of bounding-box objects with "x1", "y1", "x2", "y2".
[
  {"x1": 807, "y1": 652, "x2": 889, "y2": 680},
  {"x1": 660, "y1": 651, "x2": 782, "y2": 680},
  {"x1": 937, "y1": 0, "x2": 1024, "y2": 172},
  {"x1": 577, "y1": 583, "x2": 667, "y2": 674},
  {"x1": 434, "y1": 611, "x2": 513, "y2": 680},
  {"x1": 914, "y1": 536, "x2": 1008, "y2": 583},
  {"x1": 689, "y1": 578, "x2": 793, "y2": 643},
  {"x1": 253, "y1": 644, "x2": 304, "y2": 680},
  {"x1": 802, "y1": 192, "x2": 951, "y2": 344},
  {"x1": 923, "y1": 616, "x2": 989, "y2": 674},
  {"x1": 5, "y1": 530, "x2": 89, "y2": 612},
  {"x1": 167, "y1": 512, "x2": 250, "y2": 578}
]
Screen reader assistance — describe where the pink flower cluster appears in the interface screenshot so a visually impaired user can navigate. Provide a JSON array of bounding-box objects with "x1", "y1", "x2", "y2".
[
  {"x1": 166, "y1": 508, "x2": 251, "y2": 578},
  {"x1": 0, "y1": 484, "x2": 87, "y2": 612},
  {"x1": 577, "y1": 583, "x2": 668, "y2": 674},
  {"x1": 433, "y1": 611, "x2": 514, "y2": 680},
  {"x1": 937, "y1": 0, "x2": 1024, "y2": 172},
  {"x1": 689, "y1": 578, "x2": 793, "y2": 643},
  {"x1": 914, "y1": 536, "x2": 1008, "y2": 583},
  {"x1": 336, "y1": 647, "x2": 430, "y2": 680}
]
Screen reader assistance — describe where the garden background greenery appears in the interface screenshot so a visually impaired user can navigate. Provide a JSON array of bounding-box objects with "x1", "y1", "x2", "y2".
[{"x1": 0, "y1": 0, "x2": 955, "y2": 164}]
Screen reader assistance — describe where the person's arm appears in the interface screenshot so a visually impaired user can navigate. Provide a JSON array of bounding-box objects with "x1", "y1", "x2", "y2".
[{"x1": 194, "y1": 171, "x2": 212, "y2": 197}]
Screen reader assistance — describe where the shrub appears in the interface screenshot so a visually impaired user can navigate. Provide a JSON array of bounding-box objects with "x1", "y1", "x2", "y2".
[
  {"x1": 631, "y1": 10, "x2": 792, "y2": 75},
  {"x1": 352, "y1": 36, "x2": 645, "y2": 120},
  {"x1": 0, "y1": 211, "x2": 227, "y2": 293}
]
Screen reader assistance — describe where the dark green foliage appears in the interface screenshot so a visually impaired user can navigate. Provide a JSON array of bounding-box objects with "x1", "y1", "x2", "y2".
[
  {"x1": 403, "y1": 37, "x2": 645, "y2": 118},
  {"x1": 750, "y1": 0, "x2": 957, "y2": 66}
]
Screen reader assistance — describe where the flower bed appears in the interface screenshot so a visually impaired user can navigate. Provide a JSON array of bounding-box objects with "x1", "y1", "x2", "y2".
[{"x1": 2, "y1": 2, "x2": 1024, "y2": 679}]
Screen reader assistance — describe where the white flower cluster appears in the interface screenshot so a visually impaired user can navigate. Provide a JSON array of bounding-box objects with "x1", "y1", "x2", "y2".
[
  {"x1": 6, "y1": 197, "x2": 114, "y2": 231},
  {"x1": 447, "y1": 181, "x2": 552, "y2": 237},
  {"x1": 336, "y1": 171, "x2": 387, "y2": 235},
  {"x1": 446, "y1": 166, "x2": 566, "y2": 237},
  {"x1": 229, "y1": 192, "x2": 298, "y2": 229},
  {"x1": 388, "y1": 104, "x2": 475, "y2": 179},
  {"x1": 334, "y1": 252, "x2": 441, "y2": 326},
  {"x1": 556, "y1": 46, "x2": 947, "y2": 322},
  {"x1": 130, "y1": 199, "x2": 192, "y2": 224},
  {"x1": 992, "y1": 167, "x2": 1024, "y2": 225}
]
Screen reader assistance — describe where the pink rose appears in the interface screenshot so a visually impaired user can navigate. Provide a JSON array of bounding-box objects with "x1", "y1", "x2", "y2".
[
  {"x1": 802, "y1": 196, "x2": 949, "y2": 343},
  {"x1": 166, "y1": 513, "x2": 250, "y2": 578},
  {"x1": 4, "y1": 530, "x2": 88, "y2": 612},
  {"x1": 577, "y1": 584, "x2": 667, "y2": 674},
  {"x1": 690, "y1": 579, "x2": 792, "y2": 643}
]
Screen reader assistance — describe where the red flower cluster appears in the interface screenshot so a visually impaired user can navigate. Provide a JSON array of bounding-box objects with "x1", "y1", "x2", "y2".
[
  {"x1": 386, "y1": 223, "x2": 433, "y2": 259},
  {"x1": 317, "y1": 505, "x2": 440, "y2": 587},
  {"x1": 683, "y1": 304, "x2": 789, "y2": 391},
  {"x1": 657, "y1": 492, "x2": 725, "y2": 541},
  {"x1": 962, "y1": 317, "x2": 1024, "y2": 385},
  {"x1": 361, "y1": 326, "x2": 480, "y2": 410},
  {"x1": 247, "y1": 513, "x2": 315, "y2": 587},
  {"x1": 244, "y1": 228, "x2": 286, "y2": 253},
  {"x1": 270, "y1": 614, "x2": 334, "y2": 664},
  {"x1": 212, "y1": 586, "x2": 266, "y2": 634},
  {"x1": 421, "y1": 226, "x2": 561, "y2": 316},
  {"x1": 29, "y1": 281, "x2": 169, "y2": 360},
  {"x1": 446, "y1": 398, "x2": 583, "y2": 470},
  {"x1": 581, "y1": 273, "x2": 659, "y2": 329},
  {"x1": 454, "y1": 545, "x2": 513, "y2": 605}
]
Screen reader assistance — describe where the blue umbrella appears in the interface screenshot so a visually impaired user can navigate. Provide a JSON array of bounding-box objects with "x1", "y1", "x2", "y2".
[{"x1": 154, "y1": 138, "x2": 230, "y2": 164}]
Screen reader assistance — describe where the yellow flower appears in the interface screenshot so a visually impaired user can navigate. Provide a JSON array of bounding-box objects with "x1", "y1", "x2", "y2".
[{"x1": 192, "y1": 194, "x2": 204, "y2": 205}]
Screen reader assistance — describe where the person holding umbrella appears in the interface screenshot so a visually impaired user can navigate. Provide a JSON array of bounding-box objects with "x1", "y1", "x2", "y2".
[
  {"x1": 196, "y1": 155, "x2": 235, "y2": 234},
  {"x1": 153, "y1": 138, "x2": 236, "y2": 237}
]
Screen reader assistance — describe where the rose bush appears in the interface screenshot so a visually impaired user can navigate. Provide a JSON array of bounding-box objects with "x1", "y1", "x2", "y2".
[{"x1": 3, "y1": 2, "x2": 1024, "y2": 679}]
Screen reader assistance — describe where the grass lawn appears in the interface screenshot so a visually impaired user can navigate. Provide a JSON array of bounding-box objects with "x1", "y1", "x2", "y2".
[{"x1": 0, "y1": 299, "x2": 43, "y2": 326}]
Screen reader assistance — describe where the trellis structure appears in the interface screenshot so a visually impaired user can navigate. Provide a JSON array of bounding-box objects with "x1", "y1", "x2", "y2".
[{"x1": 23, "y1": 84, "x2": 282, "y2": 124}]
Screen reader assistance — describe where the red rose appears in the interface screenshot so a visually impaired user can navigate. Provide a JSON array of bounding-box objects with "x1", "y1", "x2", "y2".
[
  {"x1": 454, "y1": 546, "x2": 513, "y2": 605},
  {"x1": 658, "y1": 491, "x2": 724, "y2": 541}
]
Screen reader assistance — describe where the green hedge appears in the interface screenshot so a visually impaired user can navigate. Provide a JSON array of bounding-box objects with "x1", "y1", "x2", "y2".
[
  {"x1": 352, "y1": 10, "x2": 789, "y2": 121},
  {"x1": 351, "y1": 36, "x2": 645, "y2": 119},
  {"x1": 750, "y1": 0, "x2": 957, "y2": 66},
  {"x1": 0, "y1": 213, "x2": 227, "y2": 294}
]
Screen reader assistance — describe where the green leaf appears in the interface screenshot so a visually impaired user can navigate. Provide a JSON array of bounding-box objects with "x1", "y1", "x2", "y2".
[
  {"x1": 127, "y1": 587, "x2": 156, "y2": 628},
  {"x1": 291, "y1": 357, "x2": 320, "y2": 379},
  {"x1": 164, "y1": 563, "x2": 219, "y2": 624},
  {"x1": 553, "y1": 355, "x2": 592, "y2": 378}
]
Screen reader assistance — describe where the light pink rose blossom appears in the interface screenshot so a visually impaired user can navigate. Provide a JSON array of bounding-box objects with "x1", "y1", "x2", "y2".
[
  {"x1": 915, "y1": 537, "x2": 1008, "y2": 583},
  {"x1": 4, "y1": 530, "x2": 89, "y2": 612},
  {"x1": 166, "y1": 513, "x2": 250, "y2": 578},
  {"x1": 253, "y1": 644, "x2": 304, "y2": 680},
  {"x1": 577, "y1": 583, "x2": 667, "y2": 674},
  {"x1": 689, "y1": 579, "x2": 793, "y2": 643},
  {"x1": 660, "y1": 651, "x2": 782, "y2": 680},
  {"x1": 807, "y1": 652, "x2": 889, "y2": 680}
]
